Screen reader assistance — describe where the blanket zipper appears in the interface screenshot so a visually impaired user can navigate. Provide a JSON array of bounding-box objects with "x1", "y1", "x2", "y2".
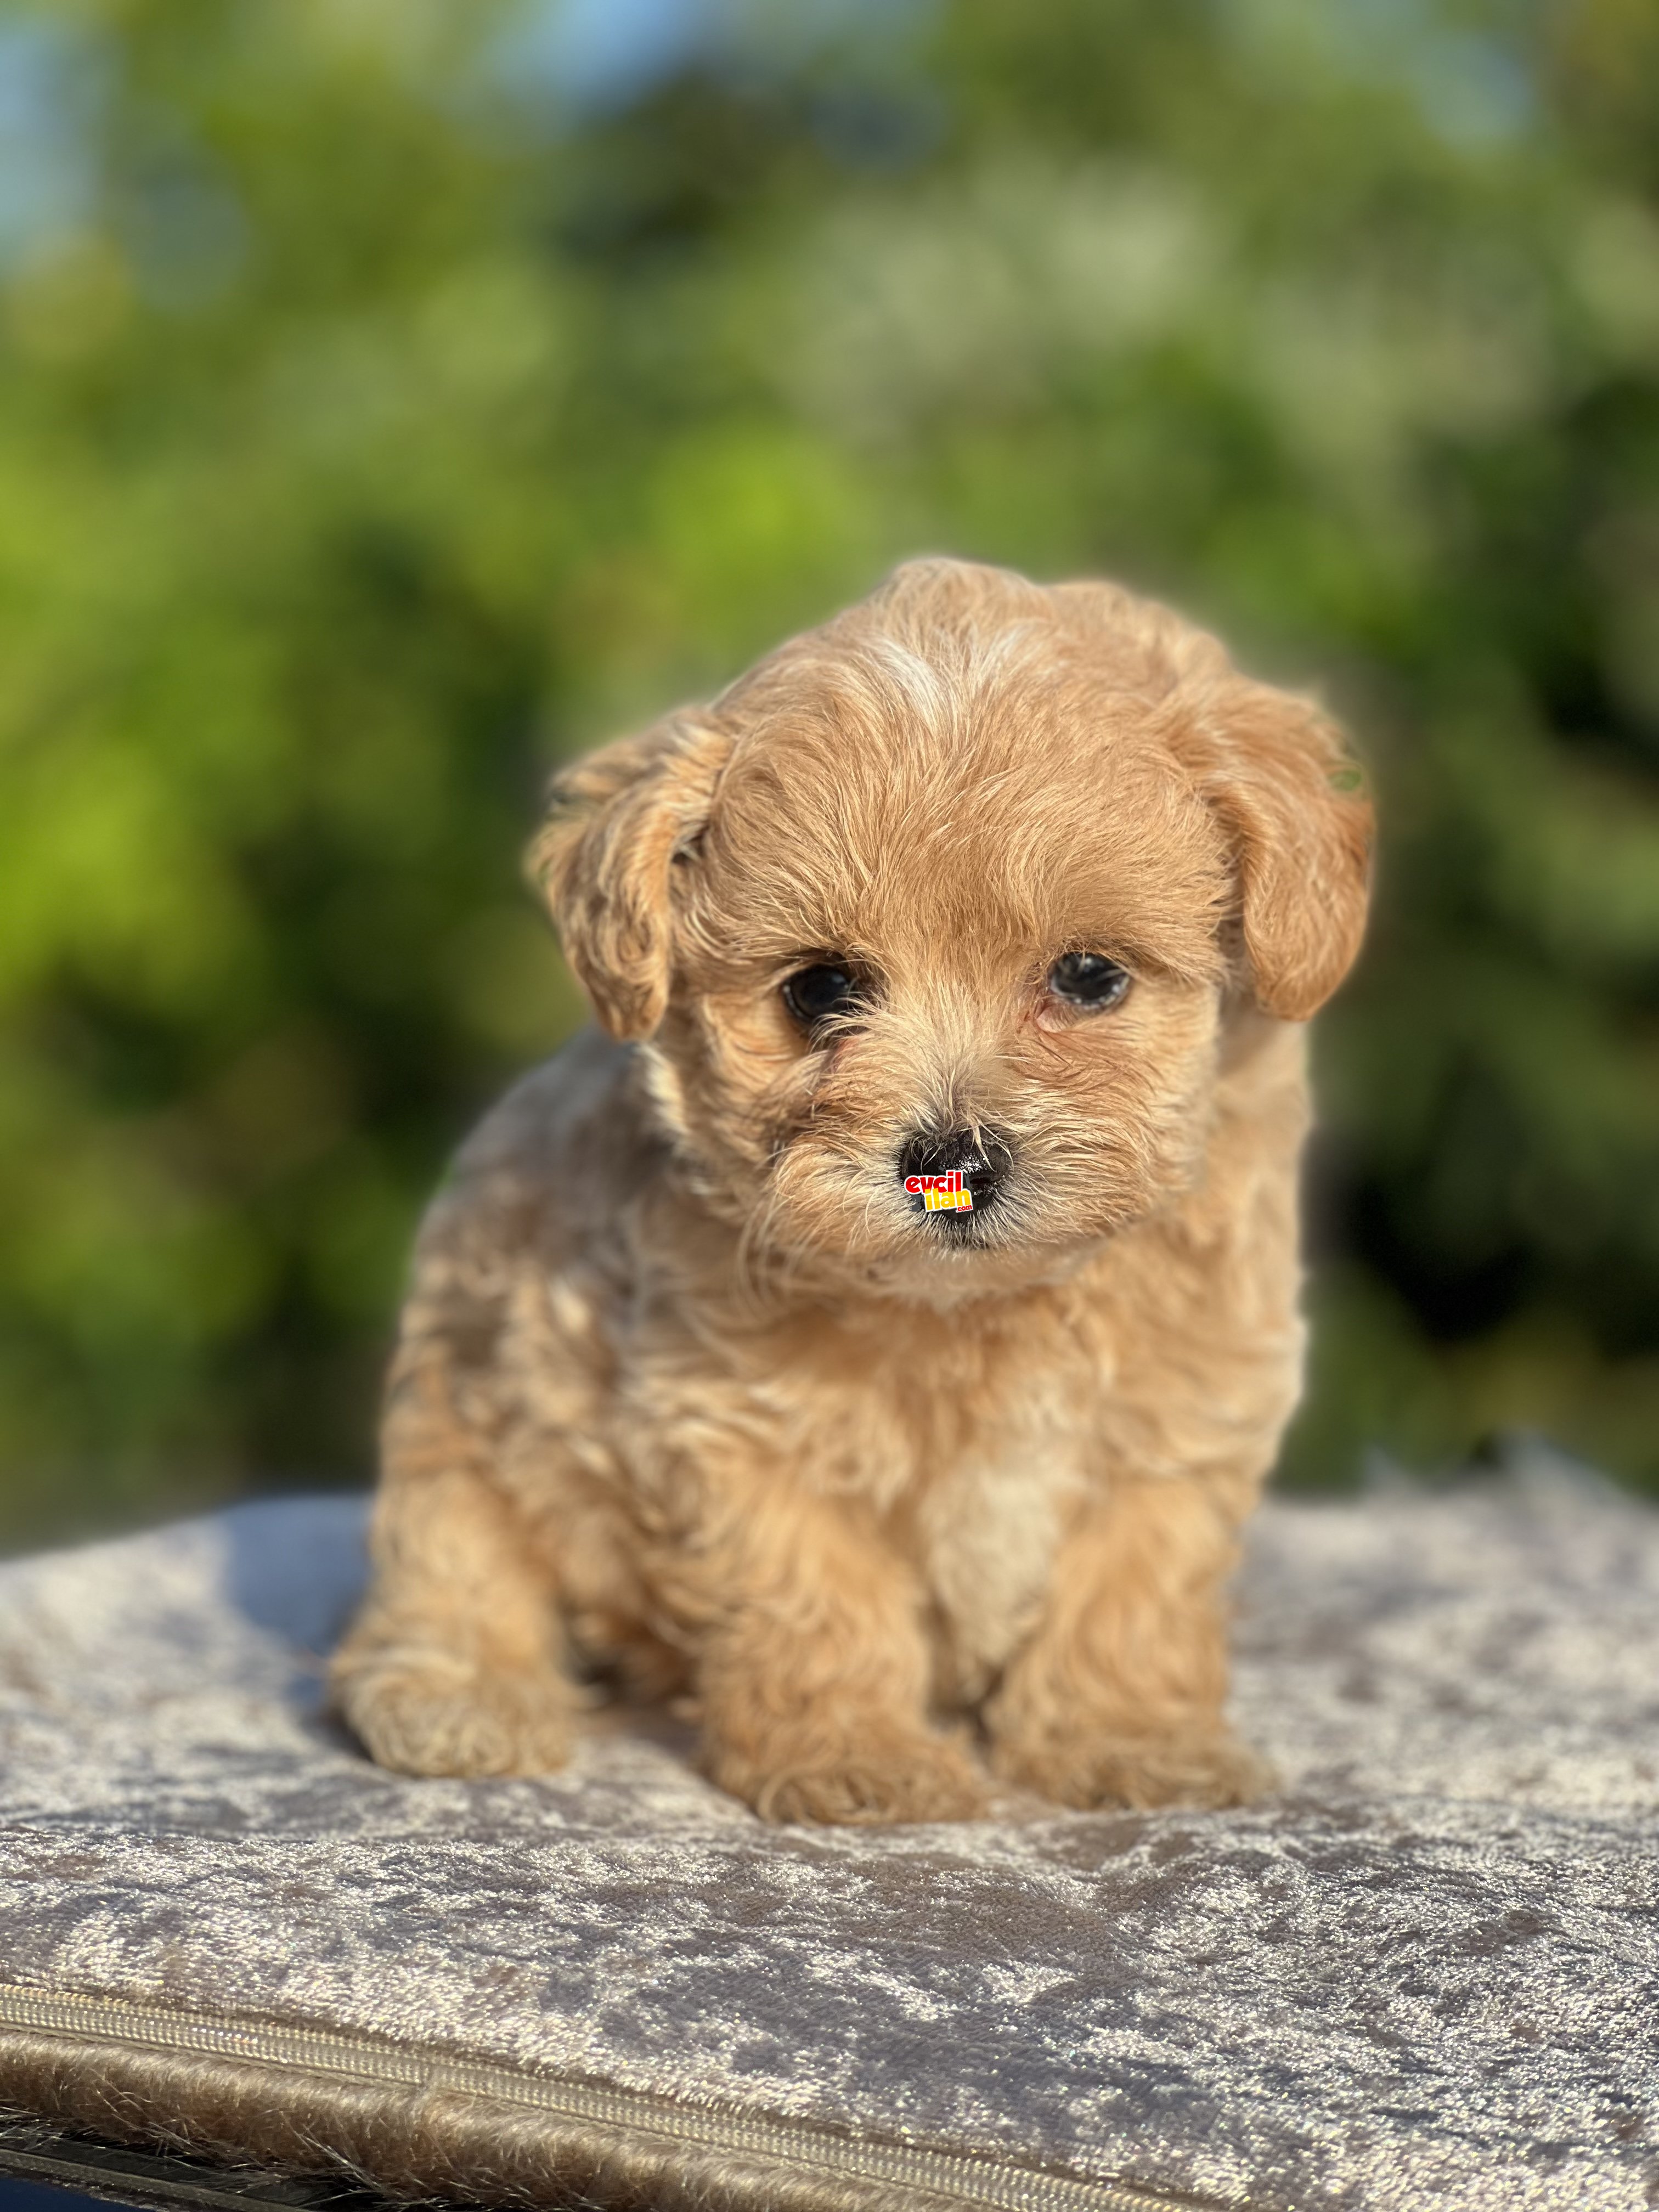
[{"x1": 0, "y1": 1980, "x2": 1223, "y2": 2212}]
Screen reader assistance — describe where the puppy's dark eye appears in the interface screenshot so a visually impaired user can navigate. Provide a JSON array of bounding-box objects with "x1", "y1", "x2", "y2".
[
  {"x1": 781, "y1": 961, "x2": 865, "y2": 1033},
  {"x1": 1047, "y1": 951, "x2": 1131, "y2": 1010}
]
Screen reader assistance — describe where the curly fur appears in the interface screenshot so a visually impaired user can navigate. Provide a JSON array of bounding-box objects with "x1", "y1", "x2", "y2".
[{"x1": 332, "y1": 557, "x2": 1373, "y2": 1822}]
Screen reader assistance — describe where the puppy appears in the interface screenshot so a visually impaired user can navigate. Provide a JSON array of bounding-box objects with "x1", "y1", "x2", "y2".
[{"x1": 332, "y1": 557, "x2": 1372, "y2": 1824}]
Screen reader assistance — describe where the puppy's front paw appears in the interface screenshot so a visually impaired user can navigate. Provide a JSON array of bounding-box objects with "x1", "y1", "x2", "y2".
[
  {"x1": 994, "y1": 1726, "x2": 1273, "y2": 1813},
  {"x1": 709, "y1": 1729, "x2": 989, "y2": 1826},
  {"x1": 333, "y1": 1645, "x2": 575, "y2": 1779}
]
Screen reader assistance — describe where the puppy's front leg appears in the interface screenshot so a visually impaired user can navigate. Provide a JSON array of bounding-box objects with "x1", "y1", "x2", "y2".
[
  {"x1": 985, "y1": 1474, "x2": 1271, "y2": 1811},
  {"x1": 683, "y1": 1486, "x2": 987, "y2": 1826}
]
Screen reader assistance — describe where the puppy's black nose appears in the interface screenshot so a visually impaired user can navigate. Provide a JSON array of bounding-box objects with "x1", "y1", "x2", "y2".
[{"x1": 898, "y1": 1127, "x2": 1012, "y2": 1216}]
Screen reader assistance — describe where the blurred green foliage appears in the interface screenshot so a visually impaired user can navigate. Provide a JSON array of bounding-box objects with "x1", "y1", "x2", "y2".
[{"x1": 2, "y1": 0, "x2": 1658, "y2": 1547}]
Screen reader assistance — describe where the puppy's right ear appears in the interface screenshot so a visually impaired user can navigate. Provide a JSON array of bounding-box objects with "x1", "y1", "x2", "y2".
[{"x1": 528, "y1": 712, "x2": 732, "y2": 1040}]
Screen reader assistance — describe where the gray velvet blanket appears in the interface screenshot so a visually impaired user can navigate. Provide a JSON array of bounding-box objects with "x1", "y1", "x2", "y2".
[{"x1": 2, "y1": 1457, "x2": 1657, "y2": 2210}]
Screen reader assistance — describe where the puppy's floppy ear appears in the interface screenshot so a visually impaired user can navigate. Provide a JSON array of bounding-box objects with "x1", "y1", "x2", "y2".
[
  {"x1": 528, "y1": 711, "x2": 732, "y2": 1040},
  {"x1": 1177, "y1": 681, "x2": 1374, "y2": 1022}
]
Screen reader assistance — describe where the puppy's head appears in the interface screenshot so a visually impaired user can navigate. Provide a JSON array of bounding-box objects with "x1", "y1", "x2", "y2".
[{"x1": 532, "y1": 559, "x2": 1371, "y2": 1300}]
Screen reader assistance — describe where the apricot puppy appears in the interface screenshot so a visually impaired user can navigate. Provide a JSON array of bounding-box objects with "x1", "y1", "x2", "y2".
[{"x1": 332, "y1": 557, "x2": 1372, "y2": 1824}]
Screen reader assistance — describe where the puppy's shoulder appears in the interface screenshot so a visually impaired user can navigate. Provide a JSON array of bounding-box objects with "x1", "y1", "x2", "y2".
[{"x1": 421, "y1": 1028, "x2": 662, "y2": 1271}]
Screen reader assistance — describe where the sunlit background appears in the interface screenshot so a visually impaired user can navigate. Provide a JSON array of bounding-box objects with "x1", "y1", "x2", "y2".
[{"x1": 1, "y1": 0, "x2": 1657, "y2": 1549}]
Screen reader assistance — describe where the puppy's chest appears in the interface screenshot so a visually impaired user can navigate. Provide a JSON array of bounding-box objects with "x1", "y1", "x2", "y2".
[
  {"x1": 634, "y1": 1299, "x2": 1103, "y2": 1699},
  {"x1": 792, "y1": 1336, "x2": 1098, "y2": 1705},
  {"x1": 906, "y1": 1383, "x2": 1092, "y2": 1703}
]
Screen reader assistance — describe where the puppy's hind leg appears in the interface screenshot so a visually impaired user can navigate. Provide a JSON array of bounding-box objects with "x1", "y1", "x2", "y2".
[{"x1": 331, "y1": 1348, "x2": 577, "y2": 1779}]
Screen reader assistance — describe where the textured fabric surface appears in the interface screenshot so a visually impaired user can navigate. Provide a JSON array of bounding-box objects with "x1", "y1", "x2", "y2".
[{"x1": 2, "y1": 1460, "x2": 1658, "y2": 2209}]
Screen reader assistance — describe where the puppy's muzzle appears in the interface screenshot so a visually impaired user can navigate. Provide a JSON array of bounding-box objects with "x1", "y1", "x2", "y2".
[{"x1": 898, "y1": 1127, "x2": 1013, "y2": 1219}]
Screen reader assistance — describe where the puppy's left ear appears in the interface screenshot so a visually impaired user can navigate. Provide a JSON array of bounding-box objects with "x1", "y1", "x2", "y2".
[
  {"x1": 528, "y1": 710, "x2": 732, "y2": 1040},
  {"x1": 1178, "y1": 681, "x2": 1374, "y2": 1022}
]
